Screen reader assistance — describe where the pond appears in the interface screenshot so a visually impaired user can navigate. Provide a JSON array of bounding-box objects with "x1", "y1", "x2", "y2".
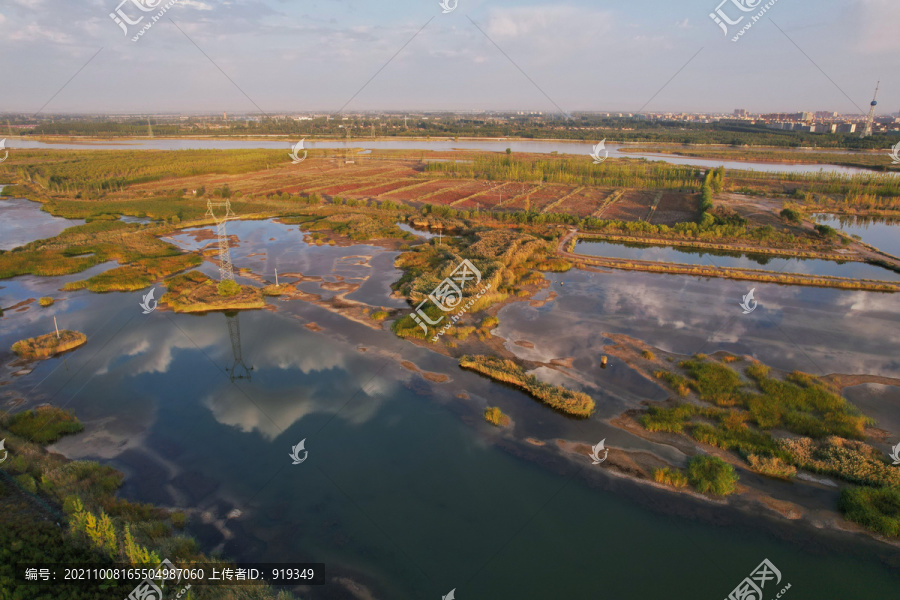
[
  {"x1": 814, "y1": 214, "x2": 900, "y2": 258},
  {"x1": 574, "y1": 239, "x2": 900, "y2": 282}
]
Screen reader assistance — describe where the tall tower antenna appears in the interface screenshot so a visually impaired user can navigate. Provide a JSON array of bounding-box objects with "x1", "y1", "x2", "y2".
[
  {"x1": 206, "y1": 198, "x2": 237, "y2": 281},
  {"x1": 861, "y1": 81, "x2": 880, "y2": 138}
]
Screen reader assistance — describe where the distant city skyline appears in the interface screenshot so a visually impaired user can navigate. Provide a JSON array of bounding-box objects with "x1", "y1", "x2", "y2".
[{"x1": 0, "y1": 0, "x2": 896, "y2": 115}]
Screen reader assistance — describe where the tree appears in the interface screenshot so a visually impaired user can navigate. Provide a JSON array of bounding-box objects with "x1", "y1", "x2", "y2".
[
  {"x1": 779, "y1": 208, "x2": 802, "y2": 224},
  {"x1": 217, "y1": 280, "x2": 240, "y2": 297},
  {"x1": 687, "y1": 455, "x2": 738, "y2": 496}
]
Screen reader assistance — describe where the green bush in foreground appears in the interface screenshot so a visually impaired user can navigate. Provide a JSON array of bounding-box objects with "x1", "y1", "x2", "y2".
[
  {"x1": 839, "y1": 487, "x2": 900, "y2": 537},
  {"x1": 5, "y1": 406, "x2": 85, "y2": 444},
  {"x1": 687, "y1": 455, "x2": 738, "y2": 496}
]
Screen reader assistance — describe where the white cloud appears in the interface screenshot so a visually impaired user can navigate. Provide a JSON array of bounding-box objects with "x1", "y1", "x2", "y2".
[
  {"x1": 857, "y1": 0, "x2": 900, "y2": 53},
  {"x1": 483, "y1": 5, "x2": 614, "y2": 63},
  {"x1": 179, "y1": 0, "x2": 213, "y2": 10}
]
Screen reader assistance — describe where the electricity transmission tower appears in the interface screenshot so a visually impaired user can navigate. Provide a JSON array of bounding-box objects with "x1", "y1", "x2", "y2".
[
  {"x1": 861, "y1": 81, "x2": 879, "y2": 138},
  {"x1": 206, "y1": 199, "x2": 236, "y2": 281},
  {"x1": 225, "y1": 312, "x2": 253, "y2": 381}
]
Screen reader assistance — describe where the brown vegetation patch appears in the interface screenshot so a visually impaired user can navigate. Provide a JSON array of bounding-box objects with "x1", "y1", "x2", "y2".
[
  {"x1": 649, "y1": 192, "x2": 700, "y2": 226},
  {"x1": 12, "y1": 330, "x2": 87, "y2": 359}
]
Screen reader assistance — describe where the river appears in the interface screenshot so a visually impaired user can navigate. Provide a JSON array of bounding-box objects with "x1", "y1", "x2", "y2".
[
  {"x1": 1, "y1": 210, "x2": 898, "y2": 599},
  {"x1": 4, "y1": 137, "x2": 888, "y2": 176}
]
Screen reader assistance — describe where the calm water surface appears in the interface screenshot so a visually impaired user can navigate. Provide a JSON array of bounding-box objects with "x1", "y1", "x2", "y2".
[
  {"x1": 0, "y1": 195, "x2": 84, "y2": 250},
  {"x1": 814, "y1": 214, "x2": 900, "y2": 257},
  {"x1": 575, "y1": 239, "x2": 900, "y2": 282},
  {"x1": 5, "y1": 138, "x2": 887, "y2": 176},
  {"x1": 1, "y1": 219, "x2": 898, "y2": 599}
]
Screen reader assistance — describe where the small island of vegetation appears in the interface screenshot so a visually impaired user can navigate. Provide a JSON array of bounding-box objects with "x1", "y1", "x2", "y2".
[
  {"x1": 639, "y1": 352, "x2": 899, "y2": 537},
  {"x1": 161, "y1": 271, "x2": 265, "y2": 313},
  {"x1": 12, "y1": 330, "x2": 87, "y2": 359},
  {"x1": 483, "y1": 406, "x2": 511, "y2": 427},
  {"x1": 460, "y1": 355, "x2": 595, "y2": 418}
]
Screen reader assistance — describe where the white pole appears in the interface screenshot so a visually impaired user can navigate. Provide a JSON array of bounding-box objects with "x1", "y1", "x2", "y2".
[
  {"x1": 54, "y1": 316, "x2": 60, "y2": 338},
  {"x1": 275, "y1": 268, "x2": 279, "y2": 286}
]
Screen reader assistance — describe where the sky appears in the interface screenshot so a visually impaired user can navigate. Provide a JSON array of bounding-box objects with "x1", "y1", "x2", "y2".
[{"x1": 0, "y1": 0, "x2": 896, "y2": 115}]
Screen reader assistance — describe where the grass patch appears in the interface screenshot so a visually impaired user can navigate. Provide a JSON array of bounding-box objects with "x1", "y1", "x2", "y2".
[
  {"x1": 38, "y1": 297, "x2": 54, "y2": 307},
  {"x1": 654, "y1": 357, "x2": 866, "y2": 440},
  {"x1": 4, "y1": 406, "x2": 84, "y2": 445},
  {"x1": 460, "y1": 355, "x2": 595, "y2": 418},
  {"x1": 839, "y1": 487, "x2": 900, "y2": 537},
  {"x1": 680, "y1": 358, "x2": 744, "y2": 406},
  {"x1": 746, "y1": 454, "x2": 797, "y2": 479},
  {"x1": 161, "y1": 271, "x2": 264, "y2": 313},
  {"x1": 654, "y1": 370, "x2": 691, "y2": 397},
  {"x1": 483, "y1": 407, "x2": 511, "y2": 427},
  {"x1": 63, "y1": 253, "x2": 202, "y2": 292},
  {"x1": 687, "y1": 455, "x2": 738, "y2": 496},
  {"x1": 653, "y1": 467, "x2": 688, "y2": 488},
  {"x1": 641, "y1": 404, "x2": 696, "y2": 433},
  {"x1": 11, "y1": 330, "x2": 86, "y2": 359},
  {"x1": 262, "y1": 284, "x2": 289, "y2": 296},
  {"x1": 304, "y1": 212, "x2": 412, "y2": 241},
  {"x1": 780, "y1": 436, "x2": 900, "y2": 488}
]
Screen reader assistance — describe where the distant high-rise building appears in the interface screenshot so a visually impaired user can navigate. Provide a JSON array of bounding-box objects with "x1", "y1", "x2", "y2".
[
  {"x1": 814, "y1": 111, "x2": 838, "y2": 119},
  {"x1": 734, "y1": 109, "x2": 748, "y2": 117}
]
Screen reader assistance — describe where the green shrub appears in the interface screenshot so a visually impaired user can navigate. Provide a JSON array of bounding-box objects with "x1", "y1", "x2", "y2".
[
  {"x1": 15, "y1": 474, "x2": 38, "y2": 494},
  {"x1": 681, "y1": 359, "x2": 743, "y2": 406},
  {"x1": 641, "y1": 404, "x2": 696, "y2": 433},
  {"x1": 5, "y1": 407, "x2": 84, "y2": 445},
  {"x1": 687, "y1": 455, "x2": 738, "y2": 496},
  {"x1": 38, "y1": 297, "x2": 55, "y2": 307},
  {"x1": 480, "y1": 316, "x2": 499, "y2": 330},
  {"x1": 217, "y1": 279, "x2": 240, "y2": 297},
  {"x1": 779, "y1": 208, "x2": 803, "y2": 224},
  {"x1": 839, "y1": 487, "x2": 900, "y2": 537},
  {"x1": 642, "y1": 350, "x2": 655, "y2": 360},
  {"x1": 654, "y1": 371, "x2": 691, "y2": 397}
]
